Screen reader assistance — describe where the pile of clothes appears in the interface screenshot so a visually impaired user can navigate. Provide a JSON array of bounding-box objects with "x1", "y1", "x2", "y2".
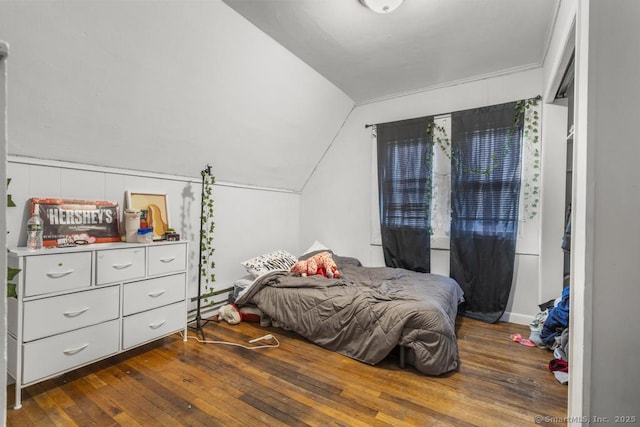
[{"x1": 529, "y1": 286, "x2": 570, "y2": 384}]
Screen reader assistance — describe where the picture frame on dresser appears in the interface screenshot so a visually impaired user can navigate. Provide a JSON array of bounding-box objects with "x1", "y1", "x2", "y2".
[{"x1": 125, "y1": 191, "x2": 170, "y2": 240}]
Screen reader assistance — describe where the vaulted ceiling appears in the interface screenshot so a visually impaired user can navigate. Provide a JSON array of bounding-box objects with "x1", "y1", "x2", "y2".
[{"x1": 223, "y1": 0, "x2": 560, "y2": 104}]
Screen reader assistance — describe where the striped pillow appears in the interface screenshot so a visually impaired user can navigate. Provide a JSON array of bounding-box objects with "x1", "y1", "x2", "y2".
[{"x1": 241, "y1": 250, "x2": 298, "y2": 277}]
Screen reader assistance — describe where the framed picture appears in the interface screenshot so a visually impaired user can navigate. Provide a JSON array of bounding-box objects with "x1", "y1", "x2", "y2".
[{"x1": 126, "y1": 191, "x2": 170, "y2": 240}]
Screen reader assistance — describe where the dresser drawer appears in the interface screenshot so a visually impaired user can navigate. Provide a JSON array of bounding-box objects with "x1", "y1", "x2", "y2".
[
  {"x1": 23, "y1": 286, "x2": 120, "y2": 342},
  {"x1": 122, "y1": 301, "x2": 184, "y2": 349},
  {"x1": 22, "y1": 320, "x2": 119, "y2": 384},
  {"x1": 123, "y1": 274, "x2": 185, "y2": 316},
  {"x1": 148, "y1": 244, "x2": 187, "y2": 276},
  {"x1": 96, "y1": 247, "x2": 145, "y2": 285},
  {"x1": 24, "y1": 252, "x2": 92, "y2": 297}
]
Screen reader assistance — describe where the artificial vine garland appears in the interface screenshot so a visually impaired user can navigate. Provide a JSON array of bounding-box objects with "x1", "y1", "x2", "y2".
[
  {"x1": 199, "y1": 169, "x2": 216, "y2": 307},
  {"x1": 426, "y1": 121, "x2": 453, "y2": 160},
  {"x1": 517, "y1": 97, "x2": 541, "y2": 219},
  {"x1": 6, "y1": 178, "x2": 19, "y2": 298},
  {"x1": 425, "y1": 96, "x2": 542, "y2": 220},
  {"x1": 7, "y1": 178, "x2": 15, "y2": 208},
  {"x1": 423, "y1": 145, "x2": 434, "y2": 234}
]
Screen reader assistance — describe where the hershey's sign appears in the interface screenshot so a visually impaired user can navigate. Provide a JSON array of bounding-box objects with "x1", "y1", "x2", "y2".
[{"x1": 30, "y1": 198, "x2": 121, "y2": 246}]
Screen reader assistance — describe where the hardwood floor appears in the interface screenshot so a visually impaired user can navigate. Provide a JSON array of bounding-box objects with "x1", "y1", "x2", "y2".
[{"x1": 6, "y1": 316, "x2": 567, "y2": 426}]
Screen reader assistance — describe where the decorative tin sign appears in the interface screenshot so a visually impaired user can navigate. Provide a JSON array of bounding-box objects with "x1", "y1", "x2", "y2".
[{"x1": 30, "y1": 198, "x2": 121, "y2": 246}]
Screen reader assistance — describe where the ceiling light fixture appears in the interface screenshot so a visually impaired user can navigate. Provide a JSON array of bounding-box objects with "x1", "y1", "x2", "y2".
[{"x1": 360, "y1": 0, "x2": 404, "y2": 14}]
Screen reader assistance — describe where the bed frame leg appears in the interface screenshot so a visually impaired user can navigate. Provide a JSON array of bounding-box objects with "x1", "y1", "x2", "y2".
[{"x1": 399, "y1": 345, "x2": 406, "y2": 369}]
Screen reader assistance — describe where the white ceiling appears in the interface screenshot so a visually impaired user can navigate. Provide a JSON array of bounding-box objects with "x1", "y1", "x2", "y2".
[{"x1": 223, "y1": 0, "x2": 560, "y2": 104}]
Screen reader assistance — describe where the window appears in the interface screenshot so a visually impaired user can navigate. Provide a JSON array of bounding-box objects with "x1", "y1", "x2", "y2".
[
  {"x1": 371, "y1": 101, "x2": 529, "y2": 246},
  {"x1": 449, "y1": 101, "x2": 523, "y2": 322},
  {"x1": 373, "y1": 100, "x2": 529, "y2": 321},
  {"x1": 451, "y1": 104, "x2": 523, "y2": 239},
  {"x1": 378, "y1": 139, "x2": 431, "y2": 229},
  {"x1": 377, "y1": 117, "x2": 433, "y2": 230},
  {"x1": 376, "y1": 116, "x2": 433, "y2": 272}
]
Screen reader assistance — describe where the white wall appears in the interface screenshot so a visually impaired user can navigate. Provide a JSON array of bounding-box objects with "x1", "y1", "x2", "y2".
[
  {"x1": 546, "y1": 0, "x2": 640, "y2": 420},
  {"x1": 1, "y1": 40, "x2": 9, "y2": 424},
  {"x1": 537, "y1": 103, "x2": 568, "y2": 305},
  {"x1": 301, "y1": 68, "x2": 569, "y2": 323},
  {"x1": 0, "y1": 0, "x2": 353, "y2": 191},
  {"x1": 578, "y1": 0, "x2": 640, "y2": 419},
  {"x1": 6, "y1": 157, "x2": 301, "y2": 315}
]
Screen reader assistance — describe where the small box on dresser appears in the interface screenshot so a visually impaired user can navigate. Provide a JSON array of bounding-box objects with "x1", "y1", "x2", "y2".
[{"x1": 6, "y1": 240, "x2": 189, "y2": 409}]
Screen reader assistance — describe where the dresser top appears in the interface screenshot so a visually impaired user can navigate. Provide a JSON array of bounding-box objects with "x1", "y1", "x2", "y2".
[{"x1": 9, "y1": 240, "x2": 188, "y2": 257}]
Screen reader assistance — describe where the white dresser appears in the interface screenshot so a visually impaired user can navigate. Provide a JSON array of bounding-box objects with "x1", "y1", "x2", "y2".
[{"x1": 7, "y1": 241, "x2": 189, "y2": 409}]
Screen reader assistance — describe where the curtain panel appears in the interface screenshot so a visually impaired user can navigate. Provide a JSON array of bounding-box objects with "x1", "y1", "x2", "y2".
[
  {"x1": 377, "y1": 117, "x2": 434, "y2": 272},
  {"x1": 450, "y1": 101, "x2": 523, "y2": 323}
]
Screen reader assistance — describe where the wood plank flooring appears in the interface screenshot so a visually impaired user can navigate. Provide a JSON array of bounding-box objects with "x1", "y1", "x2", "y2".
[{"x1": 6, "y1": 316, "x2": 567, "y2": 426}]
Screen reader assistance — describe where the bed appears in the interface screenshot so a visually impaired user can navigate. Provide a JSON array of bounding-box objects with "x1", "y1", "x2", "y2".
[{"x1": 235, "y1": 250, "x2": 464, "y2": 376}]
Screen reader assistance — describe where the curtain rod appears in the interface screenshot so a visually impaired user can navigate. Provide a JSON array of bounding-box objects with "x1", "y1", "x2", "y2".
[{"x1": 363, "y1": 95, "x2": 541, "y2": 129}]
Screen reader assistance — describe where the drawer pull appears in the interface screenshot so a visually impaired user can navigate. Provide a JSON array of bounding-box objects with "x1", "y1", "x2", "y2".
[
  {"x1": 63, "y1": 343, "x2": 89, "y2": 355},
  {"x1": 160, "y1": 257, "x2": 176, "y2": 263},
  {"x1": 63, "y1": 307, "x2": 90, "y2": 318},
  {"x1": 46, "y1": 270, "x2": 74, "y2": 279},
  {"x1": 112, "y1": 262, "x2": 133, "y2": 270},
  {"x1": 148, "y1": 290, "x2": 166, "y2": 298},
  {"x1": 149, "y1": 320, "x2": 166, "y2": 329}
]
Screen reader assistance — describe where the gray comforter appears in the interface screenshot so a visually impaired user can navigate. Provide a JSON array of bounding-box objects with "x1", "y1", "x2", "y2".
[{"x1": 235, "y1": 255, "x2": 464, "y2": 375}]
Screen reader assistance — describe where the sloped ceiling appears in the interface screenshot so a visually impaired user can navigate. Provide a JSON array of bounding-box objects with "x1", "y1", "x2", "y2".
[
  {"x1": 0, "y1": 0, "x2": 558, "y2": 191},
  {"x1": 0, "y1": 1, "x2": 353, "y2": 192},
  {"x1": 223, "y1": 0, "x2": 560, "y2": 104}
]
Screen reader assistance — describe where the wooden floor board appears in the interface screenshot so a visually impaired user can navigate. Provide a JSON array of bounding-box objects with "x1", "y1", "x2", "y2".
[{"x1": 7, "y1": 316, "x2": 567, "y2": 426}]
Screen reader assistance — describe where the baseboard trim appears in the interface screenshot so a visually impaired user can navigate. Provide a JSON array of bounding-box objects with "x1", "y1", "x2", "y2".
[
  {"x1": 500, "y1": 311, "x2": 534, "y2": 325},
  {"x1": 187, "y1": 304, "x2": 223, "y2": 323}
]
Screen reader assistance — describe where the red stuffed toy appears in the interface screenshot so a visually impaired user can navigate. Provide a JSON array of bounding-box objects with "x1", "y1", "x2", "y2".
[
  {"x1": 290, "y1": 252, "x2": 340, "y2": 278},
  {"x1": 215, "y1": 304, "x2": 262, "y2": 324}
]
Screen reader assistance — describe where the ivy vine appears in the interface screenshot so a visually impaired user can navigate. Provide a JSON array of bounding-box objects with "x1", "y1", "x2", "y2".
[
  {"x1": 426, "y1": 121, "x2": 453, "y2": 160},
  {"x1": 424, "y1": 145, "x2": 434, "y2": 235},
  {"x1": 7, "y1": 178, "x2": 15, "y2": 208},
  {"x1": 7, "y1": 263, "x2": 19, "y2": 298},
  {"x1": 424, "y1": 96, "x2": 542, "y2": 221},
  {"x1": 6, "y1": 178, "x2": 19, "y2": 298},
  {"x1": 516, "y1": 97, "x2": 541, "y2": 219},
  {"x1": 199, "y1": 167, "x2": 216, "y2": 307}
]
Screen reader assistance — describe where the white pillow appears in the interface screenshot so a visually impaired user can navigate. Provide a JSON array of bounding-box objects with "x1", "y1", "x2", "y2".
[
  {"x1": 241, "y1": 250, "x2": 298, "y2": 277},
  {"x1": 302, "y1": 240, "x2": 329, "y2": 256}
]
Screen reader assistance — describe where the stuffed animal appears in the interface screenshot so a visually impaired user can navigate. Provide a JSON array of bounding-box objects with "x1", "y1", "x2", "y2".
[
  {"x1": 290, "y1": 251, "x2": 340, "y2": 278},
  {"x1": 215, "y1": 304, "x2": 263, "y2": 324}
]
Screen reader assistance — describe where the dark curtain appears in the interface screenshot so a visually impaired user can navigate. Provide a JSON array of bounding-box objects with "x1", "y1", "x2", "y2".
[
  {"x1": 450, "y1": 102, "x2": 523, "y2": 323},
  {"x1": 377, "y1": 116, "x2": 433, "y2": 272}
]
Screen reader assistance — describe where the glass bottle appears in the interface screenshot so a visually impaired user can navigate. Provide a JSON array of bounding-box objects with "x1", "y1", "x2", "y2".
[{"x1": 26, "y1": 203, "x2": 44, "y2": 250}]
